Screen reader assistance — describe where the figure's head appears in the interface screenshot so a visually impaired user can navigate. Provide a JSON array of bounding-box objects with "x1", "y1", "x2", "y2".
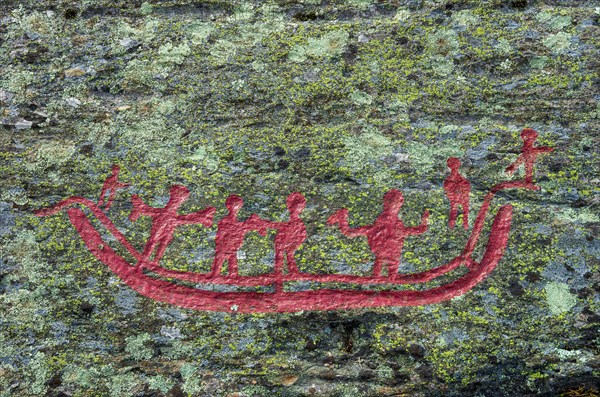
[
  {"x1": 286, "y1": 192, "x2": 306, "y2": 215},
  {"x1": 169, "y1": 185, "x2": 190, "y2": 204},
  {"x1": 383, "y1": 189, "x2": 404, "y2": 212},
  {"x1": 521, "y1": 128, "x2": 538, "y2": 143},
  {"x1": 111, "y1": 164, "x2": 120, "y2": 173},
  {"x1": 447, "y1": 157, "x2": 461, "y2": 170},
  {"x1": 225, "y1": 194, "x2": 244, "y2": 213}
]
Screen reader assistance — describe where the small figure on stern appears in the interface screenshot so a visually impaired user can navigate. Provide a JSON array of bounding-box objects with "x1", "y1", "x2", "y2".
[
  {"x1": 253, "y1": 192, "x2": 307, "y2": 276},
  {"x1": 210, "y1": 195, "x2": 268, "y2": 278},
  {"x1": 98, "y1": 165, "x2": 129, "y2": 210},
  {"x1": 505, "y1": 128, "x2": 554, "y2": 188},
  {"x1": 129, "y1": 185, "x2": 216, "y2": 263},
  {"x1": 444, "y1": 157, "x2": 471, "y2": 230},
  {"x1": 327, "y1": 189, "x2": 429, "y2": 279}
]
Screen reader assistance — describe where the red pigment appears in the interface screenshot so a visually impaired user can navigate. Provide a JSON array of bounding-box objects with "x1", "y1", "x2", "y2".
[
  {"x1": 444, "y1": 157, "x2": 471, "y2": 230},
  {"x1": 34, "y1": 131, "x2": 552, "y2": 312}
]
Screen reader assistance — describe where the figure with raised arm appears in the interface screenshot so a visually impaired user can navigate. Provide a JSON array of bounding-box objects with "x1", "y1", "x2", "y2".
[
  {"x1": 327, "y1": 189, "x2": 429, "y2": 279},
  {"x1": 505, "y1": 128, "x2": 554, "y2": 187},
  {"x1": 98, "y1": 165, "x2": 130, "y2": 210},
  {"x1": 253, "y1": 192, "x2": 307, "y2": 276},
  {"x1": 129, "y1": 185, "x2": 216, "y2": 263},
  {"x1": 210, "y1": 195, "x2": 267, "y2": 278},
  {"x1": 444, "y1": 157, "x2": 471, "y2": 230}
]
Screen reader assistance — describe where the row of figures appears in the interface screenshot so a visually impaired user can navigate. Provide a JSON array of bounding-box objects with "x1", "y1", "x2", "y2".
[{"x1": 97, "y1": 128, "x2": 552, "y2": 278}]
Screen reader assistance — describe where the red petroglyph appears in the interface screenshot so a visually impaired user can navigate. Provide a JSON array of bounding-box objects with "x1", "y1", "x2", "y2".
[
  {"x1": 129, "y1": 185, "x2": 216, "y2": 263},
  {"x1": 444, "y1": 157, "x2": 470, "y2": 230},
  {"x1": 209, "y1": 195, "x2": 267, "y2": 278},
  {"x1": 34, "y1": 132, "x2": 553, "y2": 313},
  {"x1": 98, "y1": 165, "x2": 129, "y2": 210},
  {"x1": 505, "y1": 128, "x2": 554, "y2": 187},
  {"x1": 327, "y1": 189, "x2": 429, "y2": 279},
  {"x1": 251, "y1": 192, "x2": 307, "y2": 291}
]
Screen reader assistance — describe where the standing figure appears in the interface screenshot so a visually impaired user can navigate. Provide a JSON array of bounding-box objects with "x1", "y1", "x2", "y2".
[
  {"x1": 129, "y1": 185, "x2": 216, "y2": 263},
  {"x1": 505, "y1": 128, "x2": 554, "y2": 186},
  {"x1": 98, "y1": 165, "x2": 130, "y2": 210},
  {"x1": 444, "y1": 157, "x2": 471, "y2": 230},
  {"x1": 210, "y1": 195, "x2": 267, "y2": 278},
  {"x1": 253, "y1": 192, "x2": 307, "y2": 276},
  {"x1": 327, "y1": 189, "x2": 429, "y2": 279}
]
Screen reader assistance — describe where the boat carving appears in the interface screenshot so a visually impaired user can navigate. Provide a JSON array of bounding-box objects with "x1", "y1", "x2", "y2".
[{"x1": 35, "y1": 130, "x2": 553, "y2": 313}]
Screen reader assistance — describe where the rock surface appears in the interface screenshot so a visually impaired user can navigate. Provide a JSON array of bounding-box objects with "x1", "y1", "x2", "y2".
[{"x1": 0, "y1": 0, "x2": 599, "y2": 396}]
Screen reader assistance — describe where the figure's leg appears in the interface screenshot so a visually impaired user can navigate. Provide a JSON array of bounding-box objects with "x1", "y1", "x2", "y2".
[
  {"x1": 142, "y1": 241, "x2": 156, "y2": 261},
  {"x1": 525, "y1": 160, "x2": 534, "y2": 184},
  {"x1": 228, "y1": 255, "x2": 238, "y2": 277},
  {"x1": 372, "y1": 257, "x2": 384, "y2": 277},
  {"x1": 461, "y1": 199, "x2": 469, "y2": 230},
  {"x1": 287, "y1": 251, "x2": 298, "y2": 274},
  {"x1": 274, "y1": 249, "x2": 284, "y2": 275},
  {"x1": 153, "y1": 237, "x2": 174, "y2": 263},
  {"x1": 210, "y1": 253, "x2": 225, "y2": 277},
  {"x1": 449, "y1": 204, "x2": 457, "y2": 229},
  {"x1": 387, "y1": 258, "x2": 399, "y2": 279},
  {"x1": 149, "y1": 243, "x2": 162, "y2": 262},
  {"x1": 98, "y1": 187, "x2": 107, "y2": 207},
  {"x1": 106, "y1": 190, "x2": 117, "y2": 209},
  {"x1": 388, "y1": 242, "x2": 403, "y2": 278}
]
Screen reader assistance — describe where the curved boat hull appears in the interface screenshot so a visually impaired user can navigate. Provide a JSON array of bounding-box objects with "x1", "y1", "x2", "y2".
[{"x1": 66, "y1": 204, "x2": 512, "y2": 313}]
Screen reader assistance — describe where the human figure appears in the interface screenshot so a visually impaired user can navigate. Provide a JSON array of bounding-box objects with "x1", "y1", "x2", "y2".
[
  {"x1": 444, "y1": 157, "x2": 470, "y2": 230},
  {"x1": 327, "y1": 189, "x2": 429, "y2": 279},
  {"x1": 129, "y1": 185, "x2": 216, "y2": 263},
  {"x1": 210, "y1": 195, "x2": 267, "y2": 278},
  {"x1": 98, "y1": 165, "x2": 129, "y2": 210},
  {"x1": 253, "y1": 192, "x2": 307, "y2": 276},
  {"x1": 505, "y1": 128, "x2": 554, "y2": 186}
]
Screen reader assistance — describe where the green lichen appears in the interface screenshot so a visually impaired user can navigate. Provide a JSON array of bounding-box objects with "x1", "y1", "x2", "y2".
[
  {"x1": 429, "y1": 55, "x2": 455, "y2": 76},
  {"x1": 347, "y1": 0, "x2": 372, "y2": 10},
  {"x1": 542, "y1": 32, "x2": 574, "y2": 54},
  {"x1": 158, "y1": 43, "x2": 191, "y2": 66},
  {"x1": 187, "y1": 144, "x2": 221, "y2": 172},
  {"x1": 394, "y1": 8, "x2": 412, "y2": 22},
  {"x1": 349, "y1": 89, "x2": 373, "y2": 106},
  {"x1": 180, "y1": 363, "x2": 203, "y2": 395},
  {"x1": 186, "y1": 21, "x2": 215, "y2": 45},
  {"x1": 288, "y1": 30, "x2": 350, "y2": 63},
  {"x1": 147, "y1": 375, "x2": 176, "y2": 394},
  {"x1": 535, "y1": 11, "x2": 572, "y2": 31},
  {"x1": 119, "y1": 115, "x2": 186, "y2": 165},
  {"x1": 427, "y1": 28, "x2": 460, "y2": 56},
  {"x1": 341, "y1": 126, "x2": 393, "y2": 184},
  {"x1": 544, "y1": 282, "x2": 577, "y2": 316},
  {"x1": 0, "y1": 69, "x2": 35, "y2": 96},
  {"x1": 530, "y1": 56, "x2": 549, "y2": 69},
  {"x1": 25, "y1": 352, "x2": 50, "y2": 395},
  {"x1": 452, "y1": 10, "x2": 480, "y2": 27},
  {"x1": 551, "y1": 207, "x2": 600, "y2": 224},
  {"x1": 124, "y1": 333, "x2": 154, "y2": 360},
  {"x1": 140, "y1": 1, "x2": 154, "y2": 15},
  {"x1": 108, "y1": 373, "x2": 142, "y2": 397},
  {"x1": 406, "y1": 139, "x2": 464, "y2": 175},
  {"x1": 25, "y1": 141, "x2": 76, "y2": 172}
]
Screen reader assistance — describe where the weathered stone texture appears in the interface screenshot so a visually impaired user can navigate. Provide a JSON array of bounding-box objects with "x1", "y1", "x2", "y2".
[{"x1": 1, "y1": 0, "x2": 599, "y2": 396}]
